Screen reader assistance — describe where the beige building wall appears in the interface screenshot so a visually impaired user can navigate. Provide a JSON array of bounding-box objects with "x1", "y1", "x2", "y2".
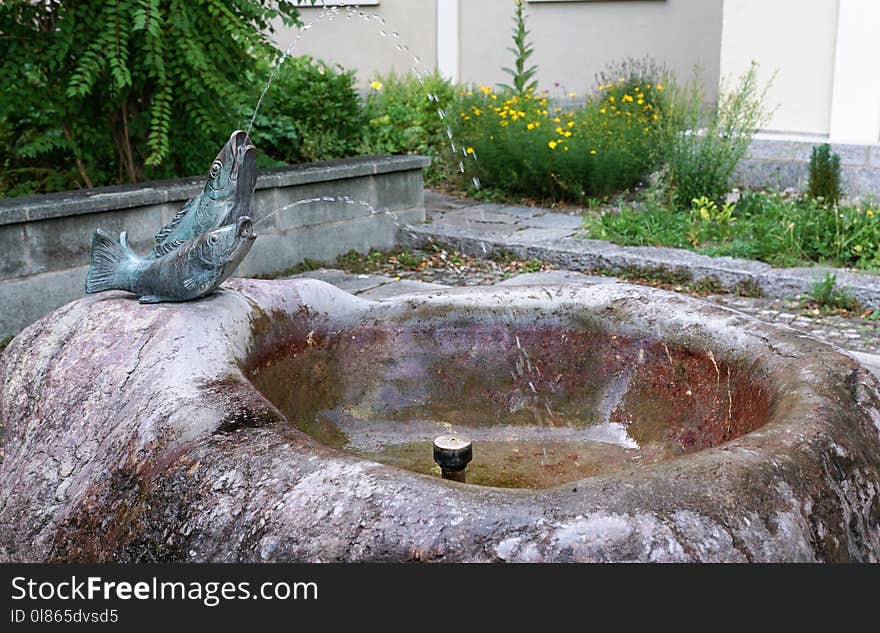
[
  {"x1": 461, "y1": 0, "x2": 723, "y2": 99},
  {"x1": 275, "y1": 1, "x2": 721, "y2": 98},
  {"x1": 274, "y1": 1, "x2": 438, "y2": 85},
  {"x1": 719, "y1": 0, "x2": 839, "y2": 136}
]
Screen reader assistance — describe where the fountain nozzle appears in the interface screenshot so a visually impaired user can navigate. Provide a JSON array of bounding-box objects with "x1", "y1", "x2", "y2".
[{"x1": 433, "y1": 435, "x2": 473, "y2": 483}]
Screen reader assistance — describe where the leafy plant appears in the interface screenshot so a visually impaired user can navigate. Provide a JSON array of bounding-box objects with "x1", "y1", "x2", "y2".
[
  {"x1": 808, "y1": 144, "x2": 842, "y2": 205},
  {"x1": 498, "y1": 0, "x2": 538, "y2": 96},
  {"x1": 659, "y1": 62, "x2": 773, "y2": 210},
  {"x1": 689, "y1": 195, "x2": 736, "y2": 244},
  {"x1": 392, "y1": 251, "x2": 425, "y2": 270},
  {"x1": 806, "y1": 273, "x2": 860, "y2": 311},
  {"x1": 245, "y1": 56, "x2": 363, "y2": 165},
  {"x1": 0, "y1": 0, "x2": 307, "y2": 196},
  {"x1": 360, "y1": 70, "x2": 461, "y2": 182}
]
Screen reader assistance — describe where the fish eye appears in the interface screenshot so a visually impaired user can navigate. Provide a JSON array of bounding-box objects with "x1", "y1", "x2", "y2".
[
  {"x1": 209, "y1": 161, "x2": 222, "y2": 179},
  {"x1": 209, "y1": 234, "x2": 220, "y2": 245}
]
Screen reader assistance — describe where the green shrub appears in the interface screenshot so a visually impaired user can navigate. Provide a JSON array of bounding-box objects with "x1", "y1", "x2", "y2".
[
  {"x1": 453, "y1": 88, "x2": 589, "y2": 200},
  {"x1": 808, "y1": 143, "x2": 842, "y2": 205},
  {"x1": 245, "y1": 56, "x2": 363, "y2": 165},
  {"x1": 0, "y1": 0, "x2": 306, "y2": 196},
  {"x1": 360, "y1": 70, "x2": 461, "y2": 182},
  {"x1": 660, "y1": 62, "x2": 772, "y2": 210},
  {"x1": 452, "y1": 53, "x2": 670, "y2": 202},
  {"x1": 587, "y1": 73, "x2": 669, "y2": 194}
]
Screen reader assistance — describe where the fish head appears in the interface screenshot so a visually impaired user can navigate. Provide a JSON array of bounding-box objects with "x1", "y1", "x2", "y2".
[
  {"x1": 195, "y1": 216, "x2": 257, "y2": 278},
  {"x1": 205, "y1": 130, "x2": 257, "y2": 204}
]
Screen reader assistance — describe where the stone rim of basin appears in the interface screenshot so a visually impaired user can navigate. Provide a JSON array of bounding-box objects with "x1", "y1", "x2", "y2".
[{"x1": 1, "y1": 278, "x2": 879, "y2": 562}]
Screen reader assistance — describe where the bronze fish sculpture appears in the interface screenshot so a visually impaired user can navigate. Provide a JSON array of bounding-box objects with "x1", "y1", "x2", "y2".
[
  {"x1": 85, "y1": 217, "x2": 257, "y2": 303},
  {"x1": 152, "y1": 129, "x2": 257, "y2": 257}
]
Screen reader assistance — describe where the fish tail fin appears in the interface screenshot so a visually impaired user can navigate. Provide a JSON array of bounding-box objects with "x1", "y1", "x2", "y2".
[{"x1": 85, "y1": 229, "x2": 135, "y2": 294}]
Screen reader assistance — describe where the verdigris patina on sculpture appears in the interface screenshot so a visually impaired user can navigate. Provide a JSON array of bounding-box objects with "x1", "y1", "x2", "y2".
[{"x1": 84, "y1": 130, "x2": 258, "y2": 303}]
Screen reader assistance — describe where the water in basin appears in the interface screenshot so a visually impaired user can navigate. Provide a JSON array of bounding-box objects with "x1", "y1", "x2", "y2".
[{"x1": 247, "y1": 319, "x2": 774, "y2": 489}]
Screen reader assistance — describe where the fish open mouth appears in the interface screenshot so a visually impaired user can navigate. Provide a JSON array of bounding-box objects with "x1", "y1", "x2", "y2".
[
  {"x1": 229, "y1": 130, "x2": 257, "y2": 183},
  {"x1": 236, "y1": 216, "x2": 256, "y2": 241}
]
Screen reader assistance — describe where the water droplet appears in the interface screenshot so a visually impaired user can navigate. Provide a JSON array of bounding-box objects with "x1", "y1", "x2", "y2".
[
  {"x1": 380, "y1": 30, "x2": 387, "y2": 37},
  {"x1": 391, "y1": 31, "x2": 400, "y2": 38}
]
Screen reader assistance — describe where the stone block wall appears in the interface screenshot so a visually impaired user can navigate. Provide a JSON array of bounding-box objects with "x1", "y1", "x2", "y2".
[{"x1": 0, "y1": 155, "x2": 428, "y2": 337}]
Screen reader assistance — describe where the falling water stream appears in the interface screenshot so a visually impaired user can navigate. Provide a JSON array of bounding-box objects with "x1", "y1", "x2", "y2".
[{"x1": 243, "y1": 3, "x2": 642, "y2": 483}]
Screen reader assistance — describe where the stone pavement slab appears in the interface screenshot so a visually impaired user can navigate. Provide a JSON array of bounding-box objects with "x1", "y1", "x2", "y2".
[{"x1": 405, "y1": 192, "x2": 880, "y2": 309}]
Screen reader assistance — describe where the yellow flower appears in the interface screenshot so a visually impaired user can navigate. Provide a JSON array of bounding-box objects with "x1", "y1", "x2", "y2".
[
  {"x1": 499, "y1": 120, "x2": 509, "y2": 127},
  {"x1": 563, "y1": 131, "x2": 572, "y2": 138},
  {"x1": 548, "y1": 140, "x2": 558, "y2": 149},
  {"x1": 568, "y1": 92, "x2": 576, "y2": 97},
  {"x1": 622, "y1": 94, "x2": 634, "y2": 103},
  {"x1": 590, "y1": 149, "x2": 597, "y2": 155},
  {"x1": 466, "y1": 147, "x2": 474, "y2": 154},
  {"x1": 868, "y1": 209, "x2": 875, "y2": 216},
  {"x1": 553, "y1": 117, "x2": 561, "y2": 123},
  {"x1": 563, "y1": 146, "x2": 569, "y2": 152},
  {"x1": 480, "y1": 85, "x2": 493, "y2": 94},
  {"x1": 555, "y1": 126, "x2": 564, "y2": 134},
  {"x1": 472, "y1": 107, "x2": 482, "y2": 116},
  {"x1": 608, "y1": 96, "x2": 615, "y2": 103},
  {"x1": 656, "y1": 83, "x2": 664, "y2": 91},
  {"x1": 599, "y1": 108, "x2": 607, "y2": 114},
  {"x1": 491, "y1": 94, "x2": 498, "y2": 100},
  {"x1": 567, "y1": 121, "x2": 575, "y2": 128},
  {"x1": 527, "y1": 122, "x2": 537, "y2": 130},
  {"x1": 370, "y1": 80, "x2": 383, "y2": 91}
]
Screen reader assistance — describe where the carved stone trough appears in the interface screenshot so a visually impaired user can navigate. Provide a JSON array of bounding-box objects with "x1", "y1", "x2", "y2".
[{"x1": 1, "y1": 278, "x2": 879, "y2": 562}]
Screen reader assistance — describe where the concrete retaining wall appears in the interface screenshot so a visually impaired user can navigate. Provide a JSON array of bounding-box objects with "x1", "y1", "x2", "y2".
[
  {"x1": 735, "y1": 134, "x2": 880, "y2": 196},
  {"x1": 0, "y1": 155, "x2": 428, "y2": 338}
]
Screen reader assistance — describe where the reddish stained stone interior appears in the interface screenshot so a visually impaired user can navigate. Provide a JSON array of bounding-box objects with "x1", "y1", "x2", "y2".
[{"x1": 246, "y1": 320, "x2": 777, "y2": 489}]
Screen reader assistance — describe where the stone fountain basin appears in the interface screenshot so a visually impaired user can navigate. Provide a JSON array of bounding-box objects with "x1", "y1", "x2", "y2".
[{"x1": 1, "y1": 278, "x2": 879, "y2": 562}]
